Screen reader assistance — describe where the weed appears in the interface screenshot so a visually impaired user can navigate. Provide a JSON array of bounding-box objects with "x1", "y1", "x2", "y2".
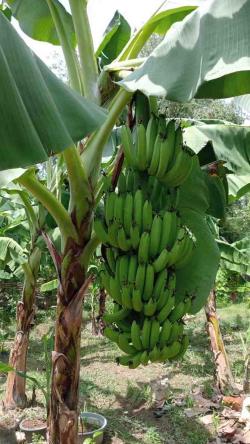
[
  {"x1": 144, "y1": 427, "x2": 162, "y2": 444},
  {"x1": 127, "y1": 382, "x2": 153, "y2": 408}
]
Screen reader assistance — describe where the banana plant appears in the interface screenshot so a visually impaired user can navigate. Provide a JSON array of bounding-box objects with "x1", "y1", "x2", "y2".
[{"x1": 1, "y1": 1, "x2": 250, "y2": 443}]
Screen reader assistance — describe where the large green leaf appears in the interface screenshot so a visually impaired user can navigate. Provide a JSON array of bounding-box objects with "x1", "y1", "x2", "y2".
[
  {"x1": 0, "y1": 13, "x2": 106, "y2": 170},
  {"x1": 121, "y1": 0, "x2": 250, "y2": 100},
  {"x1": 184, "y1": 124, "x2": 250, "y2": 175},
  {"x1": 176, "y1": 159, "x2": 220, "y2": 313},
  {"x1": 7, "y1": 0, "x2": 75, "y2": 46},
  {"x1": 96, "y1": 11, "x2": 131, "y2": 66},
  {"x1": 0, "y1": 236, "x2": 26, "y2": 263},
  {"x1": 145, "y1": 5, "x2": 197, "y2": 35},
  {"x1": 218, "y1": 239, "x2": 250, "y2": 274},
  {"x1": 227, "y1": 174, "x2": 250, "y2": 201}
]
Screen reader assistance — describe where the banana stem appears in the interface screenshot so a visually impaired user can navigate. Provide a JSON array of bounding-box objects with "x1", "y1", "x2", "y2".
[
  {"x1": 17, "y1": 170, "x2": 78, "y2": 247},
  {"x1": 82, "y1": 88, "x2": 132, "y2": 184}
]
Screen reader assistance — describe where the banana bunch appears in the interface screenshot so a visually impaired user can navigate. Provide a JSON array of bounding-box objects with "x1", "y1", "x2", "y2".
[
  {"x1": 94, "y1": 116, "x2": 197, "y2": 368},
  {"x1": 122, "y1": 116, "x2": 195, "y2": 187}
]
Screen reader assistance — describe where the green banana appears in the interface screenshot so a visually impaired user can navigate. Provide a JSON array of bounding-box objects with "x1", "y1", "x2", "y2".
[
  {"x1": 135, "y1": 263, "x2": 146, "y2": 293},
  {"x1": 168, "y1": 322, "x2": 181, "y2": 343},
  {"x1": 109, "y1": 276, "x2": 122, "y2": 304},
  {"x1": 116, "y1": 354, "x2": 134, "y2": 366},
  {"x1": 134, "y1": 189, "x2": 143, "y2": 233},
  {"x1": 94, "y1": 219, "x2": 109, "y2": 244},
  {"x1": 159, "y1": 319, "x2": 171, "y2": 348},
  {"x1": 118, "y1": 172, "x2": 126, "y2": 194},
  {"x1": 129, "y1": 352, "x2": 143, "y2": 369},
  {"x1": 174, "y1": 236, "x2": 195, "y2": 269},
  {"x1": 157, "y1": 295, "x2": 175, "y2": 323},
  {"x1": 132, "y1": 288, "x2": 143, "y2": 312},
  {"x1": 173, "y1": 335, "x2": 189, "y2": 360},
  {"x1": 168, "y1": 272, "x2": 176, "y2": 295},
  {"x1": 167, "y1": 211, "x2": 178, "y2": 248},
  {"x1": 153, "y1": 269, "x2": 168, "y2": 299},
  {"x1": 107, "y1": 223, "x2": 119, "y2": 247},
  {"x1": 119, "y1": 255, "x2": 129, "y2": 285},
  {"x1": 156, "y1": 121, "x2": 175, "y2": 178},
  {"x1": 148, "y1": 133, "x2": 161, "y2": 176},
  {"x1": 103, "y1": 327, "x2": 119, "y2": 343},
  {"x1": 106, "y1": 248, "x2": 116, "y2": 274},
  {"x1": 168, "y1": 301, "x2": 186, "y2": 323},
  {"x1": 146, "y1": 114, "x2": 158, "y2": 166},
  {"x1": 121, "y1": 286, "x2": 133, "y2": 309},
  {"x1": 124, "y1": 193, "x2": 133, "y2": 237},
  {"x1": 157, "y1": 288, "x2": 171, "y2": 311},
  {"x1": 121, "y1": 125, "x2": 135, "y2": 167},
  {"x1": 140, "y1": 350, "x2": 149, "y2": 366},
  {"x1": 162, "y1": 149, "x2": 194, "y2": 187},
  {"x1": 149, "y1": 215, "x2": 162, "y2": 258},
  {"x1": 128, "y1": 255, "x2": 138, "y2": 286},
  {"x1": 131, "y1": 321, "x2": 143, "y2": 351},
  {"x1": 118, "y1": 334, "x2": 137, "y2": 355},
  {"x1": 130, "y1": 225, "x2": 140, "y2": 249},
  {"x1": 142, "y1": 200, "x2": 153, "y2": 232},
  {"x1": 141, "y1": 318, "x2": 151, "y2": 349},
  {"x1": 126, "y1": 169, "x2": 134, "y2": 192},
  {"x1": 103, "y1": 307, "x2": 131, "y2": 323},
  {"x1": 114, "y1": 194, "x2": 124, "y2": 225},
  {"x1": 149, "y1": 345, "x2": 160, "y2": 362},
  {"x1": 144, "y1": 298, "x2": 157, "y2": 316},
  {"x1": 104, "y1": 192, "x2": 116, "y2": 225},
  {"x1": 100, "y1": 270, "x2": 110, "y2": 294},
  {"x1": 138, "y1": 232, "x2": 150, "y2": 264},
  {"x1": 136, "y1": 123, "x2": 147, "y2": 171},
  {"x1": 117, "y1": 227, "x2": 131, "y2": 252},
  {"x1": 149, "y1": 320, "x2": 160, "y2": 349},
  {"x1": 153, "y1": 249, "x2": 170, "y2": 273},
  {"x1": 143, "y1": 264, "x2": 154, "y2": 301}
]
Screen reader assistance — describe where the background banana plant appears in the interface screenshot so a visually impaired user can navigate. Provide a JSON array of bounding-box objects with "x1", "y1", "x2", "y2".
[{"x1": 0, "y1": 0, "x2": 250, "y2": 443}]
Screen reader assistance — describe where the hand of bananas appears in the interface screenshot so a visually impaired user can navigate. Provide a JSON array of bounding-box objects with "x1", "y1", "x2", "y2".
[{"x1": 94, "y1": 116, "x2": 197, "y2": 368}]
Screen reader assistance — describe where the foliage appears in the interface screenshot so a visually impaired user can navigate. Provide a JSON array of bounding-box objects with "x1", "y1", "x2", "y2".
[{"x1": 122, "y1": 0, "x2": 250, "y2": 100}]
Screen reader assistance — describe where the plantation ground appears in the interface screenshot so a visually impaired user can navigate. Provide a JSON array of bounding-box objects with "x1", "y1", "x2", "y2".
[{"x1": 0, "y1": 301, "x2": 249, "y2": 444}]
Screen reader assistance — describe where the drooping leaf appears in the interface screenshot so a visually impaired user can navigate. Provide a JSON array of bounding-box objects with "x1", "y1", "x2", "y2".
[
  {"x1": 218, "y1": 239, "x2": 250, "y2": 274},
  {"x1": 96, "y1": 11, "x2": 131, "y2": 66},
  {"x1": 40, "y1": 279, "x2": 58, "y2": 292},
  {"x1": 176, "y1": 159, "x2": 220, "y2": 313},
  {"x1": 227, "y1": 174, "x2": 250, "y2": 201},
  {"x1": 0, "y1": 13, "x2": 107, "y2": 171},
  {"x1": 121, "y1": 0, "x2": 250, "y2": 100},
  {"x1": 204, "y1": 174, "x2": 227, "y2": 219},
  {"x1": 184, "y1": 124, "x2": 250, "y2": 175},
  {"x1": 7, "y1": 0, "x2": 75, "y2": 46},
  {"x1": 0, "y1": 237, "x2": 25, "y2": 262}
]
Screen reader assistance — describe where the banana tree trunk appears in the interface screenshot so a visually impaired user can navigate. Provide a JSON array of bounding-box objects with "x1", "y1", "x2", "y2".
[
  {"x1": 4, "y1": 247, "x2": 41, "y2": 409},
  {"x1": 205, "y1": 289, "x2": 234, "y2": 394},
  {"x1": 48, "y1": 237, "x2": 92, "y2": 444}
]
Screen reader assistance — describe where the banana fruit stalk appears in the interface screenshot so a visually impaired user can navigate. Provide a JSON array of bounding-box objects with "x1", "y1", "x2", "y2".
[{"x1": 94, "y1": 116, "x2": 199, "y2": 367}]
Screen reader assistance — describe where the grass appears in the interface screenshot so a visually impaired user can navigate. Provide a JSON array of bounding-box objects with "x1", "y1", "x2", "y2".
[{"x1": 0, "y1": 301, "x2": 249, "y2": 443}]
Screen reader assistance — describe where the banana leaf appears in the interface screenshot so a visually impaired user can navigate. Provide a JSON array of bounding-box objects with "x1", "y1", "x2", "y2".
[
  {"x1": 121, "y1": 0, "x2": 250, "y2": 101},
  {"x1": 0, "y1": 13, "x2": 106, "y2": 171},
  {"x1": 6, "y1": 0, "x2": 75, "y2": 46},
  {"x1": 176, "y1": 158, "x2": 220, "y2": 313},
  {"x1": 96, "y1": 11, "x2": 131, "y2": 66}
]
